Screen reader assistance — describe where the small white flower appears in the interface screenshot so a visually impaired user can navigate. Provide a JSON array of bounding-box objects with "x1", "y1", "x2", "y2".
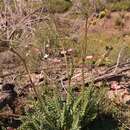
[
  {"x1": 44, "y1": 54, "x2": 49, "y2": 59},
  {"x1": 46, "y1": 44, "x2": 50, "y2": 48}
]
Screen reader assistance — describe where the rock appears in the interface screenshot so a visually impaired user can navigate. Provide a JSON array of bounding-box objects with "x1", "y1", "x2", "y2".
[
  {"x1": 0, "y1": 40, "x2": 9, "y2": 53},
  {"x1": 0, "y1": 84, "x2": 17, "y2": 113}
]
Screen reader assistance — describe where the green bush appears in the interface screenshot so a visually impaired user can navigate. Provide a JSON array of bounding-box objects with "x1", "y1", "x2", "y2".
[{"x1": 19, "y1": 85, "x2": 118, "y2": 130}]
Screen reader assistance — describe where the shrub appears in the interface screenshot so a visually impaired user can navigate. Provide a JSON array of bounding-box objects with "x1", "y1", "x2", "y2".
[{"x1": 19, "y1": 85, "x2": 118, "y2": 130}]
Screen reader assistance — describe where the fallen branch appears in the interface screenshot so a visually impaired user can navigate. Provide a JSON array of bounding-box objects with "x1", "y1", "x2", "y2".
[
  {"x1": 65, "y1": 62, "x2": 130, "y2": 87},
  {"x1": 85, "y1": 67, "x2": 130, "y2": 85},
  {"x1": 105, "y1": 61, "x2": 130, "y2": 74}
]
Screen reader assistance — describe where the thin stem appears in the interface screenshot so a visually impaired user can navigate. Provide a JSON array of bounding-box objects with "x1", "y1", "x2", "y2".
[
  {"x1": 81, "y1": 16, "x2": 88, "y2": 89},
  {"x1": 10, "y1": 47, "x2": 42, "y2": 104}
]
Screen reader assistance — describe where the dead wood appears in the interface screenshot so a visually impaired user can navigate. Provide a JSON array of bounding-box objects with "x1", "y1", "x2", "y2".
[
  {"x1": 92, "y1": 66, "x2": 130, "y2": 83},
  {"x1": 64, "y1": 62, "x2": 130, "y2": 87}
]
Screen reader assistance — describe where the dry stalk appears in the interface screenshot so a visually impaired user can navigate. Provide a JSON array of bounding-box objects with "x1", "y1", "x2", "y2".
[
  {"x1": 10, "y1": 47, "x2": 41, "y2": 103},
  {"x1": 81, "y1": 16, "x2": 88, "y2": 89},
  {"x1": 60, "y1": 79, "x2": 67, "y2": 94},
  {"x1": 113, "y1": 46, "x2": 125, "y2": 73}
]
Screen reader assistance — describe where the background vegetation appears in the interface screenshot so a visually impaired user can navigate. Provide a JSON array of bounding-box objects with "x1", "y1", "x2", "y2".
[{"x1": 0, "y1": 0, "x2": 130, "y2": 130}]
